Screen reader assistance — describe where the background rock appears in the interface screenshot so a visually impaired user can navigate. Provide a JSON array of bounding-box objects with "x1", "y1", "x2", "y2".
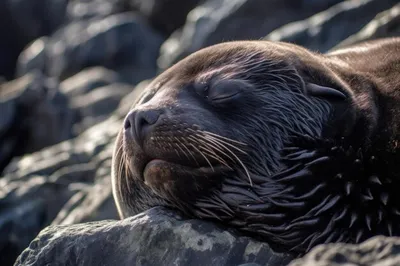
[
  {"x1": 15, "y1": 207, "x2": 293, "y2": 266},
  {"x1": 129, "y1": 0, "x2": 203, "y2": 36},
  {"x1": 264, "y1": 0, "x2": 399, "y2": 52},
  {"x1": 0, "y1": 0, "x2": 68, "y2": 80},
  {"x1": 17, "y1": 13, "x2": 163, "y2": 84},
  {"x1": 0, "y1": 72, "x2": 74, "y2": 174},
  {"x1": 334, "y1": 3, "x2": 400, "y2": 49},
  {"x1": 0, "y1": 0, "x2": 399, "y2": 265},
  {"x1": 157, "y1": 0, "x2": 342, "y2": 69}
]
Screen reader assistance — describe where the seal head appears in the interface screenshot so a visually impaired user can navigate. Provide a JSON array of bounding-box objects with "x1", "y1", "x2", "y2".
[{"x1": 112, "y1": 39, "x2": 400, "y2": 254}]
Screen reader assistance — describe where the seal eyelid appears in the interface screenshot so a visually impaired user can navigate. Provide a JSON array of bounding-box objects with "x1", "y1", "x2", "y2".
[
  {"x1": 208, "y1": 80, "x2": 247, "y2": 104},
  {"x1": 194, "y1": 82, "x2": 210, "y2": 97}
]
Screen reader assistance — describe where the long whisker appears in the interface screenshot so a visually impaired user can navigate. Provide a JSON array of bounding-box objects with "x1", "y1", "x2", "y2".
[
  {"x1": 190, "y1": 144, "x2": 214, "y2": 171},
  {"x1": 201, "y1": 133, "x2": 248, "y2": 155},
  {"x1": 174, "y1": 137, "x2": 191, "y2": 161},
  {"x1": 193, "y1": 132, "x2": 252, "y2": 186},
  {"x1": 189, "y1": 129, "x2": 247, "y2": 146}
]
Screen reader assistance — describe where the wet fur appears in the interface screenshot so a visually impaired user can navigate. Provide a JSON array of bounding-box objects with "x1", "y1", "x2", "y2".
[{"x1": 112, "y1": 38, "x2": 400, "y2": 254}]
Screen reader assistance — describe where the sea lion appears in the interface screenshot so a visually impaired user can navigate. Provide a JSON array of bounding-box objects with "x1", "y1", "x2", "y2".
[{"x1": 112, "y1": 38, "x2": 400, "y2": 254}]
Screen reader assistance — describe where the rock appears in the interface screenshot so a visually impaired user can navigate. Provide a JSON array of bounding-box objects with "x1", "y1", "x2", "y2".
[
  {"x1": 158, "y1": 0, "x2": 341, "y2": 69},
  {"x1": 289, "y1": 236, "x2": 400, "y2": 266},
  {"x1": 60, "y1": 67, "x2": 132, "y2": 134},
  {"x1": 264, "y1": 0, "x2": 399, "y2": 53},
  {"x1": 0, "y1": 0, "x2": 68, "y2": 80},
  {"x1": 16, "y1": 38, "x2": 48, "y2": 78},
  {"x1": 60, "y1": 67, "x2": 121, "y2": 97},
  {"x1": 18, "y1": 13, "x2": 164, "y2": 84},
  {"x1": 15, "y1": 207, "x2": 293, "y2": 266},
  {"x1": 129, "y1": 0, "x2": 202, "y2": 36},
  {"x1": 0, "y1": 84, "x2": 141, "y2": 264},
  {"x1": 0, "y1": 115, "x2": 121, "y2": 265},
  {"x1": 0, "y1": 72, "x2": 74, "y2": 174},
  {"x1": 67, "y1": 0, "x2": 130, "y2": 21},
  {"x1": 334, "y1": 3, "x2": 400, "y2": 49}
]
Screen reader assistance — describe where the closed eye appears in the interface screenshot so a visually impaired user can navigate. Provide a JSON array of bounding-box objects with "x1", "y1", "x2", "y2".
[{"x1": 208, "y1": 79, "x2": 251, "y2": 105}]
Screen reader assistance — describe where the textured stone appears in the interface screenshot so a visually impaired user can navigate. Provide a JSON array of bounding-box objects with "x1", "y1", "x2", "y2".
[
  {"x1": 334, "y1": 3, "x2": 400, "y2": 49},
  {"x1": 15, "y1": 207, "x2": 293, "y2": 266},
  {"x1": 129, "y1": 0, "x2": 202, "y2": 36},
  {"x1": 67, "y1": 0, "x2": 129, "y2": 21},
  {"x1": 18, "y1": 13, "x2": 163, "y2": 84},
  {"x1": 158, "y1": 0, "x2": 341, "y2": 69},
  {"x1": 264, "y1": 0, "x2": 399, "y2": 52},
  {"x1": 289, "y1": 236, "x2": 400, "y2": 266},
  {"x1": 0, "y1": 115, "x2": 122, "y2": 265},
  {"x1": 0, "y1": 0, "x2": 68, "y2": 79},
  {"x1": 0, "y1": 72, "x2": 74, "y2": 173}
]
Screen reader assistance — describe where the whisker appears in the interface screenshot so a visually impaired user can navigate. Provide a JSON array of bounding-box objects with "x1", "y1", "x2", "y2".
[
  {"x1": 190, "y1": 144, "x2": 214, "y2": 171},
  {"x1": 194, "y1": 133, "x2": 252, "y2": 186},
  {"x1": 174, "y1": 137, "x2": 191, "y2": 161},
  {"x1": 190, "y1": 129, "x2": 247, "y2": 146},
  {"x1": 201, "y1": 134, "x2": 248, "y2": 155},
  {"x1": 181, "y1": 139, "x2": 200, "y2": 166}
]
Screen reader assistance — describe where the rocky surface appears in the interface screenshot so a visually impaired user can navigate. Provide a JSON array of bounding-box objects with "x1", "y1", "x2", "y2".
[
  {"x1": 289, "y1": 236, "x2": 400, "y2": 266},
  {"x1": 158, "y1": 0, "x2": 343, "y2": 69},
  {"x1": 0, "y1": 71, "x2": 75, "y2": 174},
  {"x1": 0, "y1": 0, "x2": 399, "y2": 265},
  {"x1": 264, "y1": 0, "x2": 399, "y2": 52},
  {"x1": 17, "y1": 13, "x2": 163, "y2": 83},
  {"x1": 15, "y1": 207, "x2": 293, "y2": 266}
]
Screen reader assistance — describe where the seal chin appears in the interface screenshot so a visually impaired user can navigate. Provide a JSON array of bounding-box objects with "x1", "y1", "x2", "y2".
[{"x1": 142, "y1": 158, "x2": 231, "y2": 200}]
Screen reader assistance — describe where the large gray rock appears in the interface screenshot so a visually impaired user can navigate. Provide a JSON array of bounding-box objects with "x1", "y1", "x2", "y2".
[
  {"x1": 129, "y1": 0, "x2": 202, "y2": 36},
  {"x1": 17, "y1": 13, "x2": 164, "y2": 84},
  {"x1": 0, "y1": 115, "x2": 121, "y2": 265},
  {"x1": 15, "y1": 207, "x2": 293, "y2": 266},
  {"x1": 0, "y1": 84, "x2": 142, "y2": 265},
  {"x1": 334, "y1": 3, "x2": 400, "y2": 49},
  {"x1": 158, "y1": 0, "x2": 341, "y2": 69},
  {"x1": 60, "y1": 67, "x2": 132, "y2": 134},
  {"x1": 0, "y1": 67, "x2": 134, "y2": 175},
  {"x1": 289, "y1": 236, "x2": 400, "y2": 266},
  {"x1": 0, "y1": 71, "x2": 74, "y2": 174},
  {"x1": 264, "y1": 0, "x2": 399, "y2": 52}
]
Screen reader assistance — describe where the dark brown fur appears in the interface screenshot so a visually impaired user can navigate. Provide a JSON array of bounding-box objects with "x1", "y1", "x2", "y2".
[{"x1": 112, "y1": 38, "x2": 400, "y2": 254}]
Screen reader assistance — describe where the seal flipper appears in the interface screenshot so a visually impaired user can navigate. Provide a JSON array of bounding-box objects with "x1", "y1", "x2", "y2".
[{"x1": 306, "y1": 83, "x2": 347, "y2": 100}]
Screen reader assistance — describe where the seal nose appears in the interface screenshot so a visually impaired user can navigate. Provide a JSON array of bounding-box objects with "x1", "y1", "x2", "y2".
[{"x1": 124, "y1": 109, "x2": 162, "y2": 146}]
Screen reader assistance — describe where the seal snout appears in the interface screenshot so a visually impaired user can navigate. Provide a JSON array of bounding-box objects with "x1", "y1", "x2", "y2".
[{"x1": 124, "y1": 109, "x2": 163, "y2": 147}]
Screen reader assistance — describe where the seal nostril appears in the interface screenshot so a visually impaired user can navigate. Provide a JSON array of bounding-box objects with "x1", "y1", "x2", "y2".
[
  {"x1": 124, "y1": 118, "x2": 131, "y2": 130},
  {"x1": 124, "y1": 109, "x2": 162, "y2": 146}
]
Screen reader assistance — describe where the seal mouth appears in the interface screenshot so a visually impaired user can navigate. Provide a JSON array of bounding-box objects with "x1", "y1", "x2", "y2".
[
  {"x1": 141, "y1": 158, "x2": 232, "y2": 199},
  {"x1": 143, "y1": 158, "x2": 226, "y2": 183}
]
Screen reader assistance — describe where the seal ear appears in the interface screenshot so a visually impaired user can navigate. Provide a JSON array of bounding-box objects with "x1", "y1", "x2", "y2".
[{"x1": 305, "y1": 83, "x2": 347, "y2": 100}]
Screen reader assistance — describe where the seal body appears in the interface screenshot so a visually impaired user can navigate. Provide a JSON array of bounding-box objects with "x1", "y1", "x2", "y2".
[{"x1": 112, "y1": 38, "x2": 400, "y2": 254}]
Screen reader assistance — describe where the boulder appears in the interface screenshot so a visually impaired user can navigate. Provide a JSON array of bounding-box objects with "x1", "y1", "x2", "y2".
[
  {"x1": 0, "y1": 71, "x2": 74, "y2": 174},
  {"x1": 0, "y1": 84, "x2": 143, "y2": 265},
  {"x1": 0, "y1": 114, "x2": 121, "y2": 265},
  {"x1": 264, "y1": 0, "x2": 399, "y2": 52},
  {"x1": 129, "y1": 0, "x2": 202, "y2": 36},
  {"x1": 289, "y1": 236, "x2": 400, "y2": 266},
  {"x1": 0, "y1": 0, "x2": 68, "y2": 80},
  {"x1": 158, "y1": 0, "x2": 342, "y2": 69},
  {"x1": 67, "y1": 0, "x2": 130, "y2": 21},
  {"x1": 334, "y1": 3, "x2": 400, "y2": 49},
  {"x1": 15, "y1": 207, "x2": 293, "y2": 266},
  {"x1": 60, "y1": 67, "x2": 132, "y2": 134},
  {"x1": 17, "y1": 13, "x2": 164, "y2": 84}
]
